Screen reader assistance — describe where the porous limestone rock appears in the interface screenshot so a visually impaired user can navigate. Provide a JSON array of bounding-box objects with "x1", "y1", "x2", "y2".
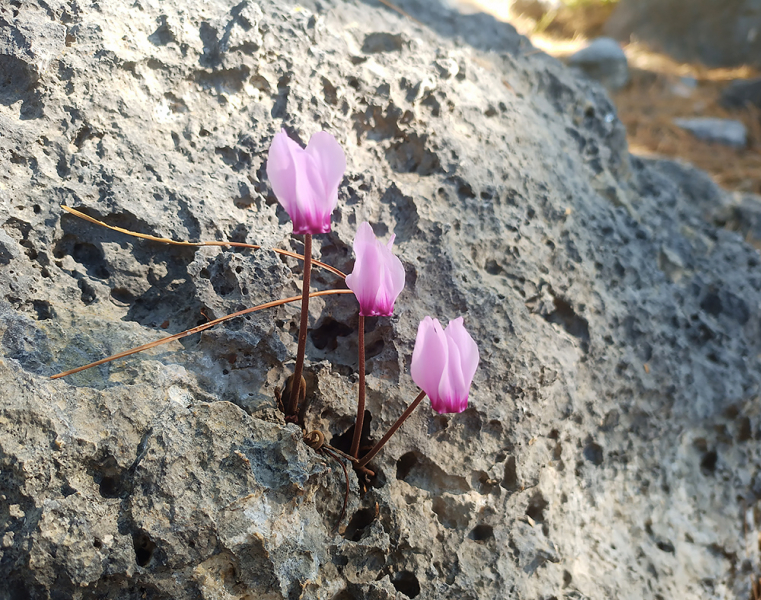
[{"x1": 1, "y1": 0, "x2": 760, "y2": 599}]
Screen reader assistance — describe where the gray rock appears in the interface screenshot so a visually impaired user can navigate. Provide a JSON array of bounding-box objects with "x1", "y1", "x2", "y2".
[
  {"x1": 674, "y1": 117, "x2": 748, "y2": 147},
  {"x1": 0, "y1": 3, "x2": 66, "y2": 77},
  {"x1": 721, "y1": 76, "x2": 761, "y2": 109},
  {"x1": 568, "y1": 37, "x2": 629, "y2": 91},
  {"x1": 1, "y1": 0, "x2": 761, "y2": 599},
  {"x1": 606, "y1": 0, "x2": 761, "y2": 68}
]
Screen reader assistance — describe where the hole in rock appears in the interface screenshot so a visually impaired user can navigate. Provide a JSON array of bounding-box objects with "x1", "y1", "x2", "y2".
[
  {"x1": 32, "y1": 300, "x2": 54, "y2": 320},
  {"x1": 391, "y1": 571, "x2": 420, "y2": 598},
  {"x1": 485, "y1": 259, "x2": 504, "y2": 275},
  {"x1": 701, "y1": 450, "x2": 718, "y2": 475},
  {"x1": 362, "y1": 32, "x2": 404, "y2": 54},
  {"x1": 544, "y1": 296, "x2": 589, "y2": 350},
  {"x1": 132, "y1": 531, "x2": 157, "y2": 567},
  {"x1": 110, "y1": 287, "x2": 135, "y2": 304},
  {"x1": 700, "y1": 292, "x2": 722, "y2": 316},
  {"x1": 738, "y1": 417, "x2": 752, "y2": 442},
  {"x1": 526, "y1": 491, "x2": 548, "y2": 523},
  {"x1": 331, "y1": 411, "x2": 372, "y2": 456},
  {"x1": 78, "y1": 279, "x2": 96, "y2": 305},
  {"x1": 364, "y1": 338, "x2": 384, "y2": 359},
  {"x1": 395, "y1": 451, "x2": 469, "y2": 494},
  {"x1": 91, "y1": 456, "x2": 125, "y2": 498},
  {"x1": 342, "y1": 507, "x2": 376, "y2": 541},
  {"x1": 563, "y1": 570, "x2": 573, "y2": 587},
  {"x1": 62, "y1": 239, "x2": 111, "y2": 280},
  {"x1": 396, "y1": 452, "x2": 418, "y2": 481},
  {"x1": 583, "y1": 441, "x2": 604, "y2": 466},
  {"x1": 386, "y1": 135, "x2": 441, "y2": 176},
  {"x1": 468, "y1": 524, "x2": 494, "y2": 542},
  {"x1": 501, "y1": 456, "x2": 518, "y2": 491},
  {"x1": 311, "y1": 318, "x2": 353, "y2": 351}
]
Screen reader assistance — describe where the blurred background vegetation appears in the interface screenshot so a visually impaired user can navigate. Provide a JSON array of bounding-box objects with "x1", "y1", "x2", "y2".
[{"x1": 455, "y1": 0, "x2": 761, "y2": 196}]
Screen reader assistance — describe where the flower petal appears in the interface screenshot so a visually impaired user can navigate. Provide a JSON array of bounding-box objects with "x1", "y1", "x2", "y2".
[
  {"x1": 346, "y1": 223, "x2": 380, "y2": 311},
  {"x1": 345, "y1": 222, "x2": 405, "y2": 316},
  {"x1": 267, "y1": 129, "x2": 345, "y2": 235},
  {"x1": 266, "y1": 130, "x2": 299, "y2": 215},
  {"x1": 445, "y1": 317, "x2": 479, "y2": 389},
  {"x1": 306, "y1": 131, "x2": 346, "y2": 204},
  {"x1": 411, "y1": 317, "x2": 448, "y2": 403}
]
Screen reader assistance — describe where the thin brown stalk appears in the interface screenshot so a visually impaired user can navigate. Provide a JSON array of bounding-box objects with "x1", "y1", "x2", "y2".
[
  {"x1": 61, "y1": 205, "x2": 346, "y2": 278},
  {"x1": 356, "y1": 390, "x2": 427, "y2": 469},
  {"x1": 376, "y1": 0, "x2": 424, "y2": 27},
  {"x1": 287, "y1": 234, "x2": 311, "y2": 417},
  {"x1": 50, "y1": 289, "x2": 353, "y2": 379},
  {"x1": 350, "y1": 315, "x2": 366, "y2": 458}
]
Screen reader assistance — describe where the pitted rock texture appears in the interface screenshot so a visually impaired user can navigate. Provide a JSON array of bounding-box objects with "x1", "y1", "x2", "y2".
[{"x1": 1, "y1": 0, "x2": 760, "y2": 599}]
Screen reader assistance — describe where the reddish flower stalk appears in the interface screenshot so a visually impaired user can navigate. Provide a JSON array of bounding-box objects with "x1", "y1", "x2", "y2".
[
  {"x1": 266, "y1": 129, "x2": 346, "y2": 419},
  {"x1": 345, "y1": 222, "x2": 405, "y2": 457},
  {"x1": 287, "y1": 233, "x2": 312, "y2": 418},
  {"x1": 356, "y1": 390, "x2": 427, "y2": 469},
  {"x1": 350, "y1": 315, "x2": 366, "y2": 457}
]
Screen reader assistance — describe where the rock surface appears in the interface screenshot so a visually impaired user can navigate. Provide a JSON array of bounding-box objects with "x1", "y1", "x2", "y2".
[
  {"x1": 567, "y1": 37, "x2": 629, "y2": 91},
  {"x1": 606, "y1": 0, "x2": 761, "y2": 68},
  {"x1": 673, "y1": 117, "x2": 748, "y2": 148},
  {"x1": 721, "y1": 76, "x2": 761, "y2": 109},
  {"x1": 1, "y1": 0, "x2": 760, "y2": 599}
]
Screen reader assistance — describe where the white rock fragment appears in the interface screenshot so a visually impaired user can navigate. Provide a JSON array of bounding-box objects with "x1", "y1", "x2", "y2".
[
  {"x1": 568, "y1": 37, "x2": 629, "y2": 91},
  {"x1": 673, "y1": 117, "x2": 747, "y2": 148}
]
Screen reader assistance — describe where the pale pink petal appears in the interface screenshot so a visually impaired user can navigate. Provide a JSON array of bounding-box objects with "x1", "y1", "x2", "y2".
[
  {"x1": 383, "y1": 242, "x2": 405, "y2": 304},
  {"x1": 411, "y1": 317, "x2": 448, "y2": 403},
  {"x1": 266, "y1": 129, "x2": 345, "y2": 235},
  {"x1": 346, "y1": 223, "x2": 382, "y2": 314},
  {"x1": 306, "y1": 131, "x2": 346, "y2": 204},
  {"x1": 410, "y1": 316, "x2": 478, "y2": 414},
  {"x1": 441, "y1": 334, "x2": 467, "y2": 404},
  {"x1": 345, "y1": 223, "x2": 405, "y2": 316},
  {"x1": 266, "y1": 130, "x2": 299, "y2": 216},
  {"x1": 289, "y1": 141, "x2": 321, "y2": 234},
  {"x1": 445, "y1": 317, "x2": 479, "y2": 388}
]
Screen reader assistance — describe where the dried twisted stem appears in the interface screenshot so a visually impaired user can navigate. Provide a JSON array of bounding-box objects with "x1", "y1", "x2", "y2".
[
  {"x1": 61, "y1": 206, "x2": 346, "y2": 279},
  {"x1": 50, "y1": 289, "x2": 353, "y2": 379}
]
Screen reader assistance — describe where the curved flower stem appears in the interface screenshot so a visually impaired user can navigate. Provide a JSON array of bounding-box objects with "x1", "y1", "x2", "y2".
[
  {"x1": 356, "y1": 390, "x2": 427, "y2": 469},
  {"x1": 350, "y1": 315, "x2": 366, "y2": 458},
  {"x1": 49, "y1": 289, "x2": 353, "y2": 379},
  {"x1": 287, "y1": 234, "x2": 312, "y2": 417}
]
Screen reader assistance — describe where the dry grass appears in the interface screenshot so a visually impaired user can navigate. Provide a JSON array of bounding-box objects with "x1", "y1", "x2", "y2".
[{"x1": 614, "y1": 50, "x2": 761, "y2": 194}]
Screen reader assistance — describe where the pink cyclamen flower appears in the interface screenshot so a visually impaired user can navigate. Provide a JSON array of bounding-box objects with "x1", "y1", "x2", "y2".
[
  {"x1": 266, "y1": 129, "x2": 346, "y2": 235},
  {"x1": 345, "y1": 222, "x2": 406, "y2": 317},
  {"x1": 410, "y1": 316, "x2": 479, "y2": 413}
]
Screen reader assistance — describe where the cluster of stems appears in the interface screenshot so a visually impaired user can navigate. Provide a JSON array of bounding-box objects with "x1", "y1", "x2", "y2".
[
  {"x1": 51, "y1": 207, "x2": 429, "y2": 475},
  {"x1": 285, "y1": 234, "x2": 423, "y2": 470}
]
